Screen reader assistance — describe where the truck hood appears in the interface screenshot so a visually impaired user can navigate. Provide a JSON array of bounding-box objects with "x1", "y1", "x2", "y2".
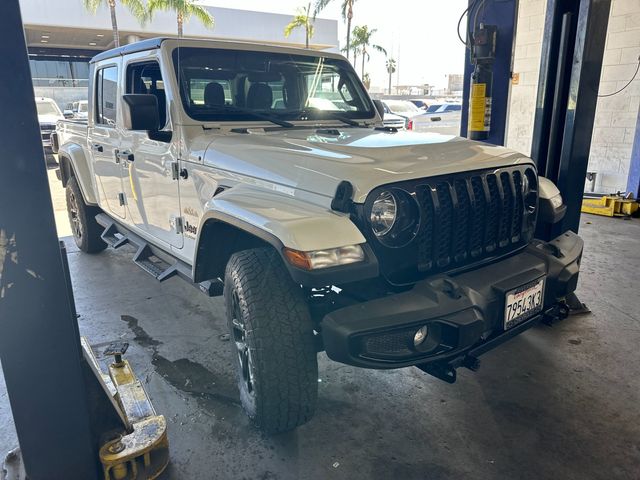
[
  {"x1": 202, "y1": 128, "x2": 530, "y2": 203},
  {"x1": 38, "y1": 114, "x2": 63, "y2": 124}
]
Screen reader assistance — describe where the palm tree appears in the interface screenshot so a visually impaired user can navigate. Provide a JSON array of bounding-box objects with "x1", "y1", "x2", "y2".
[
  {"x1": 284, "y1": 3, "x2": 315, "y2": 49},
  {"x1": 314, "y1": 0, "x2": 357, "y2": 62},
  {"x1": 82, "y1": 0, "x2": 147, "y2": 48},
  {"x1": 148, "y1": 0, "x2": 214, "y2": 38},
  {"x1": 362, "y1": 73, "x2": 371, "y2": 90},
  {"x1": 352, "y1": 25, "x2": 386, "y2": 79},
  {"x1": 386, "y1": 58, "x2": 396, "y2": 95},
  {"x1": 340, "y1": 41, "x2": 360, "y2": 67}
]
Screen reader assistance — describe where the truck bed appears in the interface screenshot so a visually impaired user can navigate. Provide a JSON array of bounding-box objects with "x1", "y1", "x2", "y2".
[{"x1": 56, "y1": 119, "x2": 88, "y2": 148}]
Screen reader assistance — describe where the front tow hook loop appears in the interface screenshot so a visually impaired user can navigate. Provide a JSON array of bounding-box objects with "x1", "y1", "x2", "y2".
[
  {"x1": 462, "y1": 356, "x2": 481, "y2": 372},
  {"x1": 416, "y1": 362, "x2": 457, "y2": 384}
]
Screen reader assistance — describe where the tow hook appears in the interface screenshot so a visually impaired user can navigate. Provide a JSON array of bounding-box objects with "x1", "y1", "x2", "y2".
[
  {"x1": 416, "y1": 362, "x2": 457, "y2": 384},
  {"x1": 462, "y1": 356, "x2": 481, "y2": 372},
  {"x1": 542, "y1": 301, "x2": 570, "y2": 326}
]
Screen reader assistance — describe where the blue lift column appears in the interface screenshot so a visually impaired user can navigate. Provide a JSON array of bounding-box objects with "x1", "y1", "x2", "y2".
[
  {"x1": 460, "y1": 0, "x2": 518, "y2": 145},
  {"x1": 626, "y1": 106, "x2": 640, "y2": 198}
]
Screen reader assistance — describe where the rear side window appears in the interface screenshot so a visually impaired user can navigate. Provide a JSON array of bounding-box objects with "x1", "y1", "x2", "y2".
[{"x1": 95, "y1": 66, "x2": 118, "y2": 126}]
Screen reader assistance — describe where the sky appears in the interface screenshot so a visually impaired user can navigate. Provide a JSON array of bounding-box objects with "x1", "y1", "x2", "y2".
[{"x1": 201, "y1": 0, "x2": 468, "y2": 90}]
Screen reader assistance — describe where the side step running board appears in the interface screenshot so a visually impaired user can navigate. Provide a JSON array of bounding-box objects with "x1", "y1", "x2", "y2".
[{"x1": 96, "y1": 213, "x2": 223, "y2": 297}]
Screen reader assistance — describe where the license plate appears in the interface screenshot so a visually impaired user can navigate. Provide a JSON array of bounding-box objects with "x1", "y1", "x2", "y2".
[{"x1": 504, "y1": 278, "x2": 545, "y2": 330}]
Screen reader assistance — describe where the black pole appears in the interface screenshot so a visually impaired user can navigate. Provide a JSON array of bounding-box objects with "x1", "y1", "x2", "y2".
[
  {"x1": 0, "y1": 1, "x2": 99, "y2": 478},
  {"x1": 553, "y1": 0, "x2": 610, "y2": 235}
]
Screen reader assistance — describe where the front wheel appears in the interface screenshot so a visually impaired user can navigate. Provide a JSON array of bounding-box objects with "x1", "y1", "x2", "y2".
[
  {"x1": 65, "y1": 177, "x2": 106, "y2": 253},
  {"x1": 224, "y1": 247, "x2": 318, "y2": 434}
]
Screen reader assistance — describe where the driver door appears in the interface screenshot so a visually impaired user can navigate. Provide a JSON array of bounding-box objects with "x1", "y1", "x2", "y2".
[{"x1": 119, "y1": 56, "x2": 182, "y2": 249}]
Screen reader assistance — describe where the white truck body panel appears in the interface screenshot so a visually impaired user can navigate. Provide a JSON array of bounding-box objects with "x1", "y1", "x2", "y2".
[{"x1": 56, "y1": 37, "x2": 535, "y2": 270}]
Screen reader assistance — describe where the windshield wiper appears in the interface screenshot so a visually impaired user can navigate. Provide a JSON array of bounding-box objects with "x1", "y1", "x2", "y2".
[
  {"x1": 206, "y1": 105, "x2": 294, "y2": 128},
  {"x1": 298, "y1": 108, "x2": 362, "y2": 127}
]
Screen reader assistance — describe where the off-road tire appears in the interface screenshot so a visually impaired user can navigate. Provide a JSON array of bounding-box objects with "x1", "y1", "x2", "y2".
[
  {"x1": 65, "y1": 177, "x2": 106, "y2": 253},
  {"x1": 224, "y1": 247, "x2": 318, "y2": 434}
]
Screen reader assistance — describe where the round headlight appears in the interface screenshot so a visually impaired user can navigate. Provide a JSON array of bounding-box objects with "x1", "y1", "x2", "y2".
[{"x1": 370, "y1": 191, "x2": 397, "y2": 237}]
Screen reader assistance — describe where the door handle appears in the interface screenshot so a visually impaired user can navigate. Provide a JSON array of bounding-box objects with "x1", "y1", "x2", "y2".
[
  {"x1": 92, "y1": 143, "x2": 103, "y2": 152},
  {"x1": 117, "y1": 150, "x2": 134, "y2": 163}
]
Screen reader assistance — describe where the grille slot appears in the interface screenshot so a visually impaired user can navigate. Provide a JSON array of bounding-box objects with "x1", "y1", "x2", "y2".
[
  {"x1": 415, "y1": 167, "x2": 534, "y2": 274},
  {"x1": 434, "y1": 183, "x2": 453, "y2": 268}
]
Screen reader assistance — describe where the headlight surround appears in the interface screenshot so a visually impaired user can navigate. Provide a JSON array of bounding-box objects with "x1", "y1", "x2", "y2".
[
  {"x1": 370, "y1": 191, "x2": 397, "y2": 236},
  {"x1": 368, "y1": 189, "x2": 420, "y2": 248}
]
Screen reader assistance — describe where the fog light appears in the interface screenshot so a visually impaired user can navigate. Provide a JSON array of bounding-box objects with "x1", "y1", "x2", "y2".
[{"x1": 413, "y1": 326, "x2": 428, "y2": 346}]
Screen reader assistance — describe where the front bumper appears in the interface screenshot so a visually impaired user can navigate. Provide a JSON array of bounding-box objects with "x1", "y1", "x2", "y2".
[{"x1": 322, "y1": 231, "x2": 582, "y2": 370}]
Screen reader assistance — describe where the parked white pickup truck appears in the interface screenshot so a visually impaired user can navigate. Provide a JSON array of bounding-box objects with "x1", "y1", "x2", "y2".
[{"x1": 54, "y1": 38, "x2": 582, "y2": 434}]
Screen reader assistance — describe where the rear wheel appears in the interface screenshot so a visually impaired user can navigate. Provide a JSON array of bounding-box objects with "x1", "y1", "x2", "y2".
[
  {"x1": 65, "y1": 177, "x2": 106, "y2": 253},
  {"x1": 224, "y1": 247, "x2": 318, "y2": 434}
]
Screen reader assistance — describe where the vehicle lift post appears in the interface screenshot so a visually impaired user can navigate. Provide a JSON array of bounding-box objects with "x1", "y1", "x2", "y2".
[
  {"x1": 0, "y1": 2, "x2": 112, "y2": 478},
  {"x1": 460, "y1": 0, "x2": 518, "y2": 145},
  {"x1": 530, "y1": 0, "x2": 611, "y2": 238},
  {"x1": 531, "y1": 0, "x2": 610, "y2": 313}
]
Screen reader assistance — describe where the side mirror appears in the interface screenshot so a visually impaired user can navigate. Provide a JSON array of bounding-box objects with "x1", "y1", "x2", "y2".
[
  {"x1": 122, "y1": 94, "x2": 160, "y2": 131},
  {"x1": 63, "y1": 110, "x2": 74, "y2": 119},
  {"x1": 372, "y1": 99, "x2": 385, "y2": 118}
]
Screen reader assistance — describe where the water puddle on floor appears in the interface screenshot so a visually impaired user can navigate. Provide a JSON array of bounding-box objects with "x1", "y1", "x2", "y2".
[{"x1": 120, "y1": 314, "x2": 240, "y2": 413}]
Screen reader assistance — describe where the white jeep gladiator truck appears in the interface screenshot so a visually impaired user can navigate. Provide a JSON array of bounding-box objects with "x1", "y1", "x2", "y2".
[{"x1": 54, "y1": 37, "x2": 582, "y2": 434}]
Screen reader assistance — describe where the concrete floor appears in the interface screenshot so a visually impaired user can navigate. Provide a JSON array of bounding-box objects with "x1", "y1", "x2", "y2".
[{"x1": 1, "y1": 169, "x2": 640, "y2": 479}]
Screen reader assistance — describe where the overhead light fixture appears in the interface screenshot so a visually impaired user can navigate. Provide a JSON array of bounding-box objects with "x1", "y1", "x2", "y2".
[
  {"x1": 89, "y1": 42, "x2": 97, "y2": 46},
  {"x1": 41, "y1": 35, "x2": 49, "y2": 39},
  {"x1": 96, "y1": 34, "x2": 104, "y2": 38},
  {"x1": 40, "y1": 40, "x2": 48, "y2": 43}
]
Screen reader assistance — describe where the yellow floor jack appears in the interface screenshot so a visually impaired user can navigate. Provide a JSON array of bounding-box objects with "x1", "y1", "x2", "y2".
[
  {"x1": 2, "y1": 339, "x2": 169, "y2": 480},
  {"x1": 581, "y1": 193, "x2": 639, "y2": 218},
  {"x1": 82, "y1": 338, "x2": 169, "y2": 480}
]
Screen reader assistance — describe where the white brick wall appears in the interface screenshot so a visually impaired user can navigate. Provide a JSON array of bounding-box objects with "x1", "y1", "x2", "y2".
[
  {"x1": 505, "y1": 0, "x2": 547, "y2": 156},
  {"x1": 589, "y1": 0, "x2": 640, "y2": 193},
  {"x1": 506, "y1": 0, "x2": 640, "y2": 193}
]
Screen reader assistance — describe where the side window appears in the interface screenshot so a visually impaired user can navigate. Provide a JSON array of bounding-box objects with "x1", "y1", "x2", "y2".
[
  {"x1": 126, "y1": 61, "x2": 167, "y2": 129},
  {"x1": 95, "y1": 66, "x2": 118, "y2": 126}
]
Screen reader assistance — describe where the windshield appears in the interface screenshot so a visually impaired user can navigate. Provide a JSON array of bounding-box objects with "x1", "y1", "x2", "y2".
[
  {"x1": 426, "y1": 104, "x2": 442, "y2": 113},
  {"x1": 36, "y1": 100, "x2": 62, "y2": 117},
  {"x1": 386, "y1": 101, "x2": 421, "y2": 114},
  {"x1": 173, "y1": 47, "x2": 375, "y2": 123}
]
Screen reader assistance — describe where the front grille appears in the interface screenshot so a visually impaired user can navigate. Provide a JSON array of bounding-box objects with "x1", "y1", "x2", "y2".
[
  {"x1": 40, "y1": 124, "x2": 55, "y2": 131},
  {"x1": 415, "y1": 167, "x2": 536, "y2": 273},
  {"x1": 360, "y1": 165, "x2": 538, "y2": 284}
]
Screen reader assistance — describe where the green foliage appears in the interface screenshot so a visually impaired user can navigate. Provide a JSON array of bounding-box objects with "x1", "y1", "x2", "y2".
[
  {"x1": 386, "y1": 58, "x2": 397, "y2": 74},
  {"x1": 83, "y1": 0, "x2": 147, "y2": 22},
  {"x1": 148, "y1": 0, "x2": 214, "y2": 36},
  {"x1": 284, "y1": 3, "x2": 315, "y2": 48}
]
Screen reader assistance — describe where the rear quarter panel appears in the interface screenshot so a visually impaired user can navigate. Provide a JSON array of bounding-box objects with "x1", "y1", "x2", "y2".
[{"x1": 57, "y1": 120, "x2": 99, "y2": 205}]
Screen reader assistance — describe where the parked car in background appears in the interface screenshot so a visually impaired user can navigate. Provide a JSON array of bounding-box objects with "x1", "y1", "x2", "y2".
[
  {"x1": 409, "y1": 99, "x2": 429, "y2": 111},
  {"x1": 380, "y1": 102, "x2": 406, "y2": 129},
  {"x1": 383, "y1": 100, "x2": 425, "y2": 130},
  {"x1": 426, "y1": 103, "x2": 462, "y2": 115},
  {"x1": 72, "y1": 100, "x2": 89, "y2": 119},
  {"x1": 36, "y1": 97, "x2": 67, "y2": 153}
]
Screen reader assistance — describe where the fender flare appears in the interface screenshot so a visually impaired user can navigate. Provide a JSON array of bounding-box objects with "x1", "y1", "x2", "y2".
[
  {"x1": 192, "y1": 187, "x2": 377, "y2": 287},
  {"x1": 58, "y1": 142, "x2": 98, "y2": 205}
]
